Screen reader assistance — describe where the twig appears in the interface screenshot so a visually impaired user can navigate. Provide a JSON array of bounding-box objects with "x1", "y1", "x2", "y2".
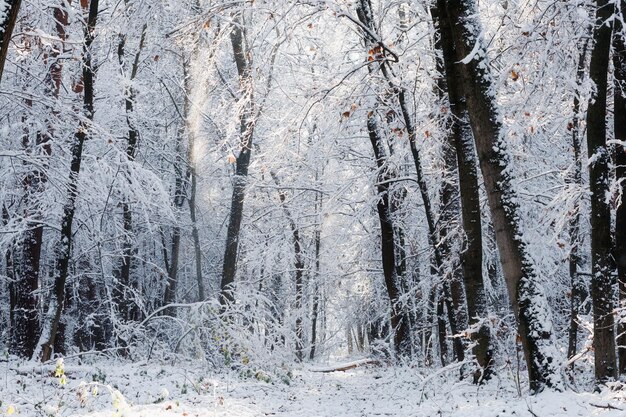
[{"x1": 590, "y1": 403, "x2": 623, "y2": 411}]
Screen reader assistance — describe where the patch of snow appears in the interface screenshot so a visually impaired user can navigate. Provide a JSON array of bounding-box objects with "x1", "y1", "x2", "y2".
[{"x1": 3, "y1": 360, "x2": 626, "y2": 417}]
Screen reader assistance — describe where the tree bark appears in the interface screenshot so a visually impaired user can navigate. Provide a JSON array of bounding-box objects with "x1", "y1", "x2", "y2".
[
  {"x1": 613, "y1": 0, "x2": 626, "y2": 376},
  {"x1": 163, "y1": 128, "x2": 186, "y2": 311},
  {"x1": 0, "y1": 0, "x2": 22, "y2": 84},
  {"x1": 432, "y1": 7, "x2": 468, "y2": 366},
  {"x1": 366, "y1": 111, "x2": 411, "y2": 356},
  {"x1": 39, "y1": 0, "x2": 99, "y2": 362},
  {"x1": 220, "y1": 11, "x2": 255, "y2": 306},
  {"x1": 310, "y1": 220, "x2": 321, "y2": 360},
  {"x1": 586, "y1": 0, "x2": 617, "y2": 382},
  {"x1": 178, "y1": 57, "x2": 206, "y2": 301},
  {"x1": 356, "y1": 0, "x2": 465, "y2": 360},
  {"x1": 442, "y1": 0, "x2": 562, "y2": 392},
  {"x1": 115, "y1": 21, "x2": 147, "y2": 322},
  {"x1": 11, "y1": 0, "x2": 69, "y2": 359},
  {"x1": 183, "y1": 59, "x2": 205, "y2": 302},
  {"x1": 567, "y1": 38, "x2": 590, "y2": 362},
  {"x1": 271, "y1": 173, "x2": 305, "y2": 361},
  {"x1": 432, "y1": 0, "x2": 492, "y2": 382}
]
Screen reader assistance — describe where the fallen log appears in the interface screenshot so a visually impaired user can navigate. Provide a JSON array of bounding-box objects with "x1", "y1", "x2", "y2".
[{"x1": 310, "y1": 358, "x2": 380, "y2": 373}]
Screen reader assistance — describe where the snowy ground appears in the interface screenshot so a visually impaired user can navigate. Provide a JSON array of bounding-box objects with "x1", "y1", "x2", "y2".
[{"x1": 2, "y1": 357, "x2": 626, "y2": 416}]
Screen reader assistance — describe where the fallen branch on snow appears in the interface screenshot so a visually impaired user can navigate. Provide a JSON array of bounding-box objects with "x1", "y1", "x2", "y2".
[
  {"x1": 590, "y1": 403, "x2": 623, "y2": 411},
  {"x1": 310, "y1": 358, "x2": 380, "y2": 373}
]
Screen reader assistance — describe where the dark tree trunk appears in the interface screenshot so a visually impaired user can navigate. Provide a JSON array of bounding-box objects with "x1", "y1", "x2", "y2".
[
  {"x1": 432, "y1": 0, "x2": 492, "y2": 382},
  {"x1": 12, "y1": 224, "x2": 43, "y2": 359},
  {"x1": 220, "y1": 11, "x2": 255, "y2": 307},
  {"x1": 39, "y1": 0, "x2": 99, "y2": 362},
  {"x1": 3, "y1": 205, "x2": 16, "y2": 342},
  {"x1": 366, "y1": 112, "x2": 411, "y2": 356},
  {"x1": 437, "y1": 290, "x2": 448, "y2": 366},
  {"x1": 0, "y1": 0, "x2": 22, "y2": 84},
  {"x1": 11, "y1": 0, "x2": 69, "y2": 359},
  {"x1": 271, "y1": 173, "x2": 305, "y2": 361},
  {"x1": 357, "y1": 0, "x2": 464, "y2": 359},
  {"x1": 163, "y1": 226, "x2": 181, "y2": 309},
  {"x1": 12, "y1": 95, "x2": 41, "y2": 358},
  {"x1": 567, "y1": 38, "x2": 590, "y2": 362},
  {"x1": 439, "y1": 182, "x2": 468, "y2": 365},
  {"x1": 163, "y1": 141, "x2": 186, "y2": 311},
  {"x1": 434, "y1": 38, "x2": 467, "y2": 366},
  {"x1": 188, "y1": 165, "x2": 204, "y2": 301},
  {"x1": 310, "y1": 222, "x2": 321, "y2": 360},
  {"x1": 114, "y1": 22, "x2": 147, "y2": 322},
  {"x1": 7, "y1": 202, "x2": 39, "y2": 358},
  {"x1": 586, "y1": 0, "x2": 617, "y2": 382},
  {"x1": 613, "y1": 0, "x2": 626, "y2": 376},
  {"x1": 442, "y1": 0, "x2": 562, "y2": 392}
]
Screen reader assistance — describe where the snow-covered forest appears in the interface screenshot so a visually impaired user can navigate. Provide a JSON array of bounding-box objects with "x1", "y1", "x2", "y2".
[{"x1": 1, "y1": 0, "x2": 626, "y2": 415}]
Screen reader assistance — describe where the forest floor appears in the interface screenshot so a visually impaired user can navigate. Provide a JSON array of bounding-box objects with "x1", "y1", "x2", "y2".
[{"x1": 2, "y1": 357, "x2": 626, "y2": 416}]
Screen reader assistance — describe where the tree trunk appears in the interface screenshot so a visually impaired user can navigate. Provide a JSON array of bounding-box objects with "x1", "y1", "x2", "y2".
[
  {"x1": 442, "y1": 0, "x2": 562, "y2": 392},
  {"x1": 11, "y1": 0, "x2": 69, "y2": 359},
  {"x1": 183, "y1": 59, "x2": 205, "y2": 301},
  {"x1": 613, "y1": 0, "x2": 626, "y2": 376},
  {"x1": 586, "y1": 0, "x2": 617, "y2": 382},
  {"x1": 567, "y1": 37, "x2": 590, "y2": 362},
  {"x1": 434, "y1": 30, "x2": 468, "y2": 365},
  {"x1": 163, "y1": 138, "x2": 186, "y2": 311},
  {"x1": 310, "y1": 222, "x2": 321, "y2": 360},
  {"x1": 432, "y1": 0, "x2": 492, "y2": 382},
  {"x1": 357, "y1": 0, "x2": 465, "y2": 361},
  {"x1": 163, "y1": 226, "x2": 181, "y2": 309},
  {"x1": 188, "y1": 165, "x2": 204, "y2": 301},
  {"x1": 0, "y1": 0, "x2": 22, "y2": 84},
  {"x1": 115, "y1": 22, "x2": 147, "y2": 322},
  {"x1": 220, "y1": 11, "x2": 255, "y2": 307},
  {"x1": 271, "y1": 173, "x2": 305, "y2": 361},
  {"x1": 12, "y1": 223, "x2": 43, "y2": 359},
  {"x1": 437, "y1": 290, "x2": 449, "y2": 366},
  {"x1": 38, "y1": 0, "x2": 99, "y2": 362},
  {"x1": 357, "y1": 0, "x2": 464, "y2": 359},
  {"x1": 366, "y1": 112, "x2": 411, "y2": 356}
]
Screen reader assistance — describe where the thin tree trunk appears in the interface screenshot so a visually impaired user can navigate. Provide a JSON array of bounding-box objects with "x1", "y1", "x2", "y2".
[
  {"x1": 567, "y1": 38, "x2": 590, "y2": 362},
  {"x1": 0, "y1": 0, "x2": 22, "y2": 84},
  {"x1": 442, "y1": 0, "x2": 562, "y2": 392},
  {"x1": 366, "y1": 112, "x2": 411, "y2": 356},
  {"x1": 310, "y1": 171, "x2": 323, "y2": 360},
  {"x1": 357, "y1": 0, "x2": 464, "y2": 361},
  {"x1": 310, "y1": 223, "x2": 321, "y2": 360},
  {"x1": 180, "y1": 58, "x2": 205, "y2": 301},
  {"x1": 436, "y1": 290, "x2": 449, "y2": 366},
  {"x1": 163, "y1": 107, "x2": 187, "y2": 312},
  {"x1": 38, "y1": 0, "x2": 99, "y2": 362},
  {"x1": 613, "y1": 0, "x2": 626, "y2": 376},
  {"x1": 586, "y1": 0, "x2": 617, "y2": 382},
  {"x1": 271, "y1": 173, "x2": 305, "y2": 361},
  {"x1": 188, "y1": 165, "x2": 204, "y2": 301},
  {"x1": 220, "y1": 11, "x2": 255, "y2": 306},
  {"x1": 115, "y1": 21, "x2": 147, "y2": 322},
  {"x1": 163, "y1": 225, "x2": 181, "y2": 309}
]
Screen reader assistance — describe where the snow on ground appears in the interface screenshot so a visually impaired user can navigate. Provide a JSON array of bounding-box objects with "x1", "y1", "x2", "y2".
[{"x1": 2, "y1": 357, "x2": 626, "y2": 416}]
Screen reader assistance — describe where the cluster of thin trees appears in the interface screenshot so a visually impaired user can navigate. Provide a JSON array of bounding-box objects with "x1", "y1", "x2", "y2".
[{"x1": 0, "y1": 0, "x2": 625, "y2": 395}]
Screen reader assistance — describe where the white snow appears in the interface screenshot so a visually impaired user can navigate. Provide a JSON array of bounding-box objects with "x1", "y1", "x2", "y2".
[{"x1": 2, "y1": 359, "x2": 626, "y2": 417}]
